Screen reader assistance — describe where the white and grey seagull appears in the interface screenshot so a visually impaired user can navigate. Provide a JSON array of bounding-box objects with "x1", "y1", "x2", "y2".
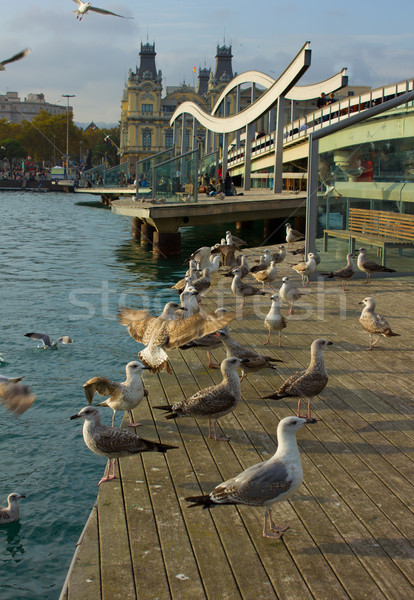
[
  {"x1": 0, "y1": 48, "x2": 31, "y2": 71},
  {"x1": 83, "y1": 361, "x2": 150, "y2": 427},
  {"x1": 24, "y1": 332, "x2": 73, "y2": 349},
  {"x1": 72, "y1": 0, "x2": 133, "y2": 20},
  {"x1": 0, "y1": 493, "x2": 26, "y2": 524},
  {"x1": 186, "y1": 416, "x2": 317, "y2": 539}
]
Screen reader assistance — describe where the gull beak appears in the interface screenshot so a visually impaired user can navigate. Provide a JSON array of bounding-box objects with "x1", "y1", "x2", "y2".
[
  {"x1": 70, "y1": 413, "x2": 81, "y2": 420},
  {"x1": 142, "y1": 366, "x2": 151, "y2": 370},
  {"x1": 17, "y1": 494, "x2": 26, "y2": 499},
  {"x1": 326, "y1": 341, "x2": 333, "y2": 346},
  {"x1": 358, "y1": 301, "x2": 364, "y2": 305},
  {"x1": 305, "y1": 418, "x2": 318, "y2": 424}
]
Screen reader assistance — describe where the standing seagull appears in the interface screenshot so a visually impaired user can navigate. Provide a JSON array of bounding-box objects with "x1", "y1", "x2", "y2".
[
  {"x1": 185, "y1": 416, "x2": 317, "y2": 539},
  {"x1": 285, "y1": 223, "x2": 305, "y2": 244},
  {"x1": 217, "y1": 330, "x2": 282, "y2": 380},
  {"x1": 24, "y1": 332, "x2": 73, "y2": 349},
  {"x1": 154, "y1": 357, "x2": 247, "y2": 441},
  {"x1": 291, "y1": 253, "x2": 317, "y2": 286},
  {"x1": 262, "y1": 339, "x2": 332, "y2": 418},
  {"x1": 0, "y1": 48, "x2": 31, "y2": 71},
  {"x1": 0, "y1": 493, "x2": 26, "y2": 524},
  {"x1": 279, "y1": 277, "x2": 302, "y2": 315},
  {"x1": 251, "y1": 260, "x2": 278, "y2": 291},
  {"x1": 359, "y1": 297, "x2": 400, "y2": 350},
  {"x1": 264, "y1": 294, "x2": 287, "y2": 346},
  {"x1": 70, "y1": 406, "x2": 177, "y2": 486},
  {"x1": 0, "y1": 379, "x2": 36, "y2": 415},
  {"x1": 83, "y1": 361, "x2": 150, "y2": 427},
  {"x1": 231, "y1": 268, "x2": 266, "y2": 308},
  {"x1": 323, "y1": 253, "x2": 355, "y2": 290},
  {"x1": 72, "y1": 0, "x2": 133, "y2": 20},
  {"x1": 357, "y1": 248, "x2": 396, "y2": 283}
]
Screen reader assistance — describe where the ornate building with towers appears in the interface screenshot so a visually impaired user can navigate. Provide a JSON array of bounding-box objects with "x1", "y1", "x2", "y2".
[{"x1": 120, "y1": 42, "x2": 238, "y2": 171}]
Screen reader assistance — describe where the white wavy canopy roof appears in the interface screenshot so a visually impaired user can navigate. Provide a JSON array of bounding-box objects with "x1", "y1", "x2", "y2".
[
  {"x1": 170, "y1": 42, "x2": 312, "y2": 134},
  {"x1": 211, "y1": 68, "x2": 348, "y2": 115}
]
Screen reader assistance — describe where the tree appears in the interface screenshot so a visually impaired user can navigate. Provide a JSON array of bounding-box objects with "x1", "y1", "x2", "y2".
[{"x1": 0, "y1": 138, "x2": 27, "y2": 160}]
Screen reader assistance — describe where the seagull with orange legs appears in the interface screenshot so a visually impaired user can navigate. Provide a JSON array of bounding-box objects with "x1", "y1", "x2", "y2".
[
  {"x1": 231, "y1": 268, "x2": 266, "y2": 308},
  {"x1": 185, "y1": 416, "x2": 317, "y2": 539},
  {"x1": 357, "y1": 248, "x2": 395, "y2": 283},
  {"x1": 279, "y1": 277, "x2": 302, "y2": 315},
  {"x1": 291, "y1": 253, "x2": 316, "y2": 286}
]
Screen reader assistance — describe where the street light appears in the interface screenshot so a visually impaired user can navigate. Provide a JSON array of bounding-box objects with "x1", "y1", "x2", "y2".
[{"x1": 62, "y1": 94, "x2": 75, "y2": 178}]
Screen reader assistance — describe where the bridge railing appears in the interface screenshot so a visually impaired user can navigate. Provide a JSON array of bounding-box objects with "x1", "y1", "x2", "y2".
[
  {"x1": 103, "y1": 162, "x2": 129, "y2": 187},
  {"x1": 135, "y1": 148, "x2": 174, "y2": 199},
  {"x1": 227, "y1": 78, "x2": 414, "y2": 168},
  {"x1": 152, "y1": 149, "x2": 199, "y2": 204}
]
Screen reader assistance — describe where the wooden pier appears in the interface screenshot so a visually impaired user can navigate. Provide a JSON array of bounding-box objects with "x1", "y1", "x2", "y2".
[{"x1": 60, "y1": 252, "x2": 414, "y2": 600}]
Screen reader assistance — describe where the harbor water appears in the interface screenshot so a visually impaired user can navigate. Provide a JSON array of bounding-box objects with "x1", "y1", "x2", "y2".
[{"x1": 0, "y1": 191, "x2": 266, "y2": 599}]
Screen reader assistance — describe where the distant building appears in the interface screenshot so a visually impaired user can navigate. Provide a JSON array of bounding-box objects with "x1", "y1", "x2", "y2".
[{"x1": 0, "y1": 92, "x2": 69, "y2": 124}]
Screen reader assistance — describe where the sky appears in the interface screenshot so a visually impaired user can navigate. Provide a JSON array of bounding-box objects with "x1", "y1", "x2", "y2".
[{"x1": 1, "y1": 0, "x2": 414, "y2": 126}]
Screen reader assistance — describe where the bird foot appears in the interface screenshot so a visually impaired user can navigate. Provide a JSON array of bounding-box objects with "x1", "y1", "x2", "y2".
[
  {"x1": 127, "y1": 422, "x2": 143, "y2": 427},
  {"x1": 208, "y1": 362, "x2": 220, "y2": 369},
  {"x1": 209, "y1": 433, "x2": 230, "y2": 442},
  {"x1": 98, "y1": 474, "x2": 116, "y2": 486},
  {"x1": 263, "y1": 524, "x2": 290, "y2": 539}
]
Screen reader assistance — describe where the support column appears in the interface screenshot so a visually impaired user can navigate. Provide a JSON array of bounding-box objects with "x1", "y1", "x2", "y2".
[
  {"x1": 236, "y1": 86, "x2": 241, "y2": 149},
  {"x1": 243, "y1": 122, "x2": 255, "y2": 191},
  {"x1": 264, "y1": 217, "x2": 285, "y2": 242},
  {"x1": 153, "y1": 231, "x2": 181, "y2": 256},
  {"x1": 192, "y1": 117, "x2": 197, "y2": 150},
  {"x1": 173, "y1": 120, "x2": 178, "y2": 148},
  {"x1": 180, "y1": 114, "x2": 186, "y2": 155},
  {"x1": 222, "y1": 133, "x2": 229, "y2": 176},
  {"x1": 205, "y1": 130, "x2": 211, "y2": 155},
  {"x1": 140, "y1": 223, "x2": 156, "y2": 246},
  {"x1": 305, "y1": 134, "x2": 319, "y2": 257},
  {"x1": 273, "y1": 96, "x2": 285, "y2": 193},
  {"x1": 132, "y1": 217, "x2": 141, "y2": 241}
]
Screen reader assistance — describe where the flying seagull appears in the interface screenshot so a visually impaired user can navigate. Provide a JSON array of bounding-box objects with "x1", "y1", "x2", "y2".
[
  {"x1": 0, "y1": 378, "x2": 36, "y2": 415},
  {"x1": 72, "y1": 0, "x2": 133, "y2": 20},
  {"x1": 0, "y1": 48, "x2": 31, "y2": 71},
  {"x1": 24, "y1": 332, "x2": 73, "y2": 349}
]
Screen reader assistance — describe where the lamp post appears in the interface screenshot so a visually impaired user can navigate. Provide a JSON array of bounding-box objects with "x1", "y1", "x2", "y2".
[{"x1": 62, "y1": 94, "x2": 75, "y2": 178}]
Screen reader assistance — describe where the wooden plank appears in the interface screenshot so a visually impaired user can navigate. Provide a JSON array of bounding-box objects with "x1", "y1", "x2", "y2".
[{"x1": 66, "y1": 506, "x2": 101, "y2": 600}]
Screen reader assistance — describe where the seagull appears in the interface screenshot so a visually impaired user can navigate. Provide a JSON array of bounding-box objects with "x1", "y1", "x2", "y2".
[
  {"x1": 0, "y1": 48, "x2": 31, "y2": 71},
  {"x1": 185, "y1": 416, "x2": 317, "y2": 539},
  {"x1": 224, "y1": 255, "x2": 250, "y2": 279},
  {"x1": 231, "y1": 268, "x2": 266, "y2": 308},
  {"x1": 357, "y1": 248, "x2": 396, "y2": 283},
  {"x1": 83, "y1": 361, "x2": 150, "y2": 427},
  {"x1": 191, "y1": 267, "x2": 211, "y2": 296},
  {"x1": 185, "y1": 246, "x2": 211, "y2": 270},
  {"x1": 118, "y1": 302, "x2": 235, "y2": 373},
  {"x1": 217, "y1": 330, "x2": 282, "y2": 380},
  {"x1": 226, "y1": 231, "x2": 247, "y2": 249},
  {"x1": 71, "y1": 0, "x2": 133, "y2": 20},
  {"x1": 179, "y1": 308, "x2": 230, "y2": 368},
  {"x1": 264, "y1": 294, "x2": 287, "y2": 346},
  {"x1": 180, "y1": 286, "x2": 200, "y2": 316},
  {"x1": 208, "y1": 254, "x2": 221, "y2": 274},
  {"x1": 279, "y1": 276, "x2": 302, "y2": 315},
  {"x1": 250, "y1": 252, "x2": 270, "y2": 274},
  {"x1": 272, "y1": 245, "x2": 286, "y2": 264},
  {"x1": 0, "y1": 378, "x2": 36, "y2": 415},
  {"x1": 262, "y1": 339, "x2": 332, "y2": 418},
  {"x1": 323, "y1": 253, "x2": 355, "y2": 290},
  {"x1": 70, "y1": 406, "x2": 177, "y2": 486},
  {"x1": 154, "y1": 357, "x2": 247, "y2": 441},
  {"x1": 24, "y1": 332, "x2": 73, "y2": 349},
  {"x1": 359, "y1": 297, "x2": 400, "y2": 350},
  {"x1": 285, "y1": 223, "x2": 305, "y2": 244},
  {"x1": 0, "y1": 493, "x2": 26, "y2": 524},
  {"x1": 251, "y1": 260, "x2": 278, "y2": 291},
  {"x1": 211, "y1": 243, "x2": 237, "y2": 267},
  {"x1": 291, "y1": 253, "x2": 316, "y2": 286}
]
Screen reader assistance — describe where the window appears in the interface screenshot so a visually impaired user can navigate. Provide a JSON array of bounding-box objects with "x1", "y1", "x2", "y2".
[
  {"x1": 163, "y1": 105, "x2": 175, "y2": 114},
  {"x1": 142, "y1": 129, "x2": 152, "y2": 148},
  {"x1": 142, "y1": 104, "x2": 153, "y2": 115},
  {"x1": 165, "y1": 131, "x2": 173, "y2": 148}
]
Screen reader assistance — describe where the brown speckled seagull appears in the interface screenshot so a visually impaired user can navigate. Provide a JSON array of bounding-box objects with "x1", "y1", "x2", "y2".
[
  {"x1": 185, "y1": 416, "x2": 317, "y2": 539},
  {"x1": 231, "y1": 268, "x2": 266, "y2": 308},
  {"x1": 357, "y1": 248, "x2": 395, "y2": 283},
  {"x1": 262, "y1": 339, "x2": 332, "y2": 418},
  {"x1": 0, "y1": 378, "x2": 36, "y2": 415},
  {"x1": 70, "y1": 406, "x2": 177, "y2": 486},
  {"x1": 324, "y1": 253, "x2": 355, "y2": 290},
  {"x1": 154, "y1": 357, "x2": 247, "y2": 441},
  {"x1": 217, "y1": 330, "x2": 282, "y2": 380},
  {"x1": 359, "y1": 297, "x2": 400, "y2": 350},
  {"x1": 119, "y1": 302, "x2": 235, "y2": 373},
  {"x1": 0, "y1": 493, "x2": 26, "y2": 524}
]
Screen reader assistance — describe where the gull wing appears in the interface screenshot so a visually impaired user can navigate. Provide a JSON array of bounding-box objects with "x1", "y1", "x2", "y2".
[
  {"x1": 89, "y1": 6, "x2": 132, "y2": 18},
  {"x1": 164, "y1": 310, "x2": 236, "y2": 349},
  {"x1": 118, "y1": 308, "x2": 156, "y2": 343},
  {"x1": 24, "y1": 332, "x2": 52, "y2": 347},
  {"x1": 83, "y1": 377, "x2": 120, "y2": 404},
  {"x1": 0, "y1": 48, "x2": 31, "y2": 71},
  {"x1": 211, "y1": 460, "x2": 292, "y2": 505},
  {"x1": 0, "y1": 382, "x2": 36, "y2": 415}
]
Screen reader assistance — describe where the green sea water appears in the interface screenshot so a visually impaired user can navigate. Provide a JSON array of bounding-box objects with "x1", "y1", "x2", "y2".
[{"x1": 0, "y1": 191, "x2": 267, "y2": 599}]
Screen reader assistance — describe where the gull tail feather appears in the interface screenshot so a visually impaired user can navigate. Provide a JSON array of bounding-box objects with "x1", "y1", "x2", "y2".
[{"x1": 185, "y1": 494, "x2": 216, "y2": 509}]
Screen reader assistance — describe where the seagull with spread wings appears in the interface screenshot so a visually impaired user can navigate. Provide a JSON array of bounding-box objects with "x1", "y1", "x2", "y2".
[
  {"x1": 72, "y1": 0, "x2": 133, "y2": 20},
  {"x1": 0, "y1": 48, "x2": 31, "y2": 71}
]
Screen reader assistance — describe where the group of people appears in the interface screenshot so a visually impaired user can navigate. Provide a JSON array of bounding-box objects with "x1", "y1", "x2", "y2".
[{"x1": 199, "y1": 170, "x2": 236, "y2": 197}]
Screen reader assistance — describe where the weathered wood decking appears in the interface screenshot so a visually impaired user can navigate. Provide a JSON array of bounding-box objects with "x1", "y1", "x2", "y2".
[{"x1": 60, "y1": 254, "x2": 414, "y2": 600}]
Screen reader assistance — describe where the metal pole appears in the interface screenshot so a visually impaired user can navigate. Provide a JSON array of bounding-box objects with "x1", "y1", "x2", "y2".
[
  {"x1": 62, "y1": 94, "x2": 75, "y2": 178},
  {"x1": 273, "y1": 96, "x2": 284, "y2": 193},
  {"x1": 305, "y1": 133, "x2": 319, "y2": 257}
]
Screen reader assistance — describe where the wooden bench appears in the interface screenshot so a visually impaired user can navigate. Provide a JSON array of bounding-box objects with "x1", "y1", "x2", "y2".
[{"x1": 323, "y1": 207, "x2": 414, "y2": 265}]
